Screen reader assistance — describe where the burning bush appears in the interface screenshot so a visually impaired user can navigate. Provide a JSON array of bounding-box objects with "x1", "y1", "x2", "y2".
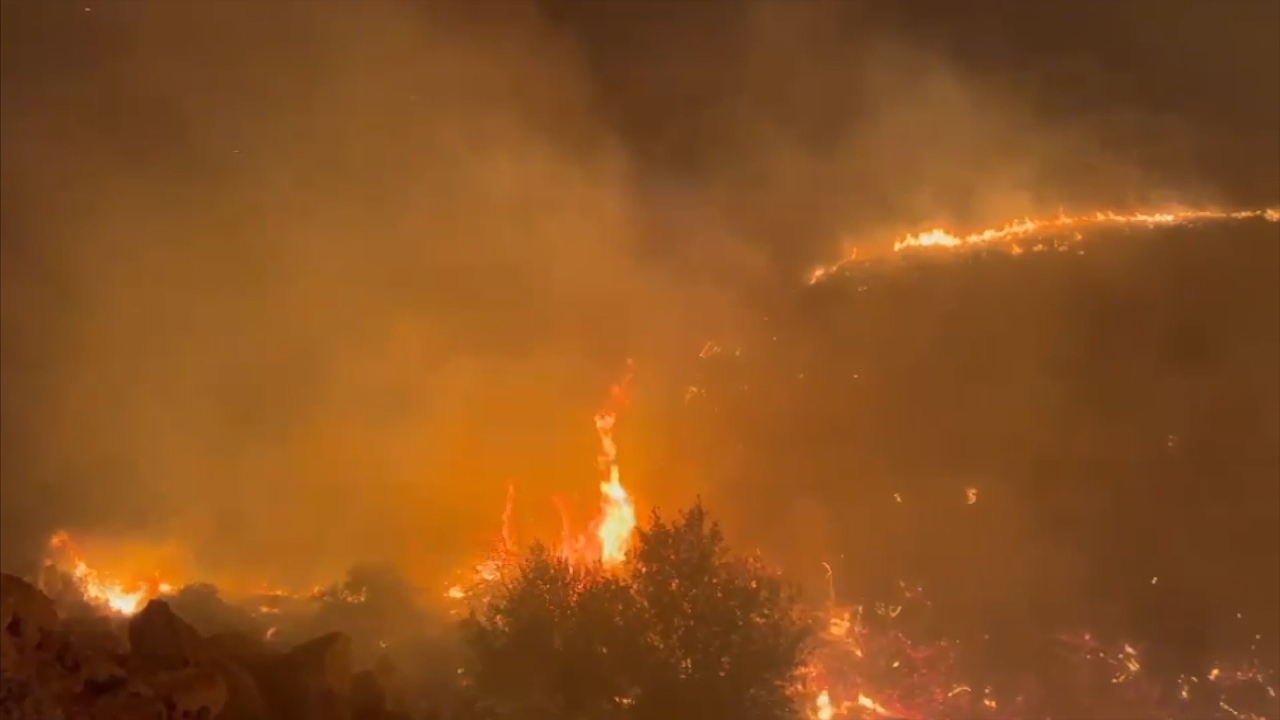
[{"x1": 457, "y1": 502, "x2": 814, "y2": 720}]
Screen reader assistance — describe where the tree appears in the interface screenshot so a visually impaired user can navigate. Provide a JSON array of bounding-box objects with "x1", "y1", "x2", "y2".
[{"x1": 460, "y1": 503, "x2": 814, "y2": 720}]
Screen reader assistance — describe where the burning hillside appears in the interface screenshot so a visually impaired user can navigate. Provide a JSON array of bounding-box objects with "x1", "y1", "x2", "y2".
[
  {"x1": 11, "y1": 210, "x2": 1280, "y2": 720},
  {"x1": 3, "y1": 0, "x2": 1277, "y2": 716},
  {"x1": 807, "y1": 206, "x2": 1279, "y2": 283}
]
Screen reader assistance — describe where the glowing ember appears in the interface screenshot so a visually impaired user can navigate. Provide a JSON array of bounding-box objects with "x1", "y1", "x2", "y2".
[
  {"x1": 808, "y1": 206, "x2": 1280, "y2": 284},
  {"x1": 804, "y1": 563, "x2": 1279, "y2": 720},
  {"x1": 43, "y1": 531, "x2": 174, "y2": 615},
  {"x1": 857, "y1": 693, "x2": 893, "y2": 716}
]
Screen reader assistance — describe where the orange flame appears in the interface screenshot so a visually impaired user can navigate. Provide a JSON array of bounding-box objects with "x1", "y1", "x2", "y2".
[
  {"x1": 808, "y1": 206, "x2": 1280, "y2": 284},
  {"x1": 816, "y1": 689, "x2": 835, "y2": 720},
  {"x1": 44, "y1": 531, "x2": 174, "y2": 615},
  {"x1": 445, "y1": 366, "x2": 638, "y2": 598},
  {"x1": 591, "y1": 364, "x2": 636, "y2": 565},
  {"x1": 500, "y1": 482, "x2": 516, "y2": 553}
]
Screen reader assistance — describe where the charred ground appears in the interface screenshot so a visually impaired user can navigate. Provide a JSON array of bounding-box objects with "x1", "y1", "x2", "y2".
[{"x1": 682, "y1": 219, "x2": 1280, "y2": 675}]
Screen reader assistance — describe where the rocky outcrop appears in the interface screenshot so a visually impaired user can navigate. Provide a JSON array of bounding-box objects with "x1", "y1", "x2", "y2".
[
  {"x1": 352, "y1": 669, "x2": 385, "y2": 720},
  {"x1": 59, "y1": 617, "x2": 129, "y2": 659},
  {"x1": 197, "y1": 633, "x2": 271, "y2": 720},
  {"x1": 0, "y1": 574, "x2": 383, "y2": 720},
  {"x1": 1, "y1": 573, "x2": 166, "y2": 720},
  {"x1": 127, "y1": 601, "x2": 208, "y2": 671},
  {"x1": 206, "y1": 657, "x2": 268, "y2": 720},
  {"x1": 255, "y1": 632, "x2": 353, "y2": 720},
  {"x1": 354, "y1": 656, "x2": 414, "y2": 720}
]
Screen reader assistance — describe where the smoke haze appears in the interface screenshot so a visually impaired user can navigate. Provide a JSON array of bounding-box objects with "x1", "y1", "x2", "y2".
[{"x1": 2, "y1": 0, "x2": 1277, "y2": 610}]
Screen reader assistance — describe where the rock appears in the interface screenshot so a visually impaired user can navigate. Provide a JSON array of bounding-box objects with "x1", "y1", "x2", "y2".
[
  {"x1": 1, "y1": 574, "x2": 59, "y2": 653},
  {"x1": 127, "y1": 602, "x2": 206, "y2": 671},
  {"x1": 350, "y1": 670, "x2": 385, "y2": 720},
  {"x1": 282, "y1": 633, "x2": 351, "y2": 695},
  {"x1": 75, "y1": 652, "x2": 128, "y2": 693},
  {"x1": 61, "y1": 616, "x2": 129, "y2": 659},
  {"x1": 63, "y1": 682, "x2": 166, "y2": 720},
  {"x1": 182, "y1": 632, "x2": 271, "y2": 719},
  {"x1": 203, "y1": 634, "x2": 262, "y2": 664},
  {"x1": 141, "y1": 666, "x2": 227, "y2": 719},
  {"x1": 256, "y1": 632, "x2": 353, "y2": 720},
  {"x1": 369, "y1": 655, "x2": 409, "y2": 718},
  {"x1": 1, "y1": 673, "x2": 69, "y2": 720},
  {"x1": 1, "y1": 573, "x2": 70, "y2": 719},
  {"x1": 205, "y1": 656, "x2": 268, "y2": 720},
  {"x1": 2, "y1": 585, "x2": 360, "y2": 720},
  {"x1": 138, "y1": 628, "x2": 273, "y2": 720},
  {"x1": 126, "y1": 602, "x2": 263, "y2": 720}
]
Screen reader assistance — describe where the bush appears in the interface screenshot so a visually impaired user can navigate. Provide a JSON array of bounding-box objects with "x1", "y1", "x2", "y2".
[{"x1": 460, "y1": 503, "x2": 814, "y2": 720}]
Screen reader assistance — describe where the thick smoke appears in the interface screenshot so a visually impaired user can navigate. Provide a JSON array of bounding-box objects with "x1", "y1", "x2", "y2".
[
  {"x1": 0, "y1": 0, "x2": 736, "y2": 587},
  {"x1": 2, "y1": 0, "x2": 1276, "y2": 599}
]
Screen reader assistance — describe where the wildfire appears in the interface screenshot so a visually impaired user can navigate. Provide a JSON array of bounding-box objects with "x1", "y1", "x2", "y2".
[
  {"x1": 804, "y1": 564, "x2": 1279, "y2": 720},
  {"x1": 591, "y1": 365, "x2": 637, "y2": 566},
  {"x1": 30, "y1": 276, "x2": 1269, "y2": 720},
  {"x1": 816, "y1": 689, "x2": 835, "y2": 720},
  {"x1": 443, "y1": 369, "x2": 1274, "y2": 719},
  {"x1": 808, "y1": 206, "x2": 1280, "y2": 284},
  {"x1": 445, "y1": 366, "x2": 638, "y2": 598},
  {"x1": 43, "y1": 530, "x2": 174, "y2": 616}
]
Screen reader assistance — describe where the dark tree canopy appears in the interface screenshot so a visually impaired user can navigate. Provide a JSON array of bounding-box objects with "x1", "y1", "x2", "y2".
[{"x1": 460, "y1": 503, "x2": 814, "y2": 720}]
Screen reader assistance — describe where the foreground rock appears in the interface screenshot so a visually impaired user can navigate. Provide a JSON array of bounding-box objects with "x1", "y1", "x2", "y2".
[
  {"x1": 1, "y1": 573, "x2": 167, "y2": 720},
  {"x1": 0, "y1": 574, "x2": 66, "y2": 719},
  {"x1": 256, "y1": 632, "x2": 353, "y2": 720},
  {"x1": 0, "y1": 574, "x2": 402, "y2": 720}
]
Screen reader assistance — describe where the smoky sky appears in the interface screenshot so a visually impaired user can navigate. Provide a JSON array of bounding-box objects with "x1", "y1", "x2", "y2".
[{"x1": 1, "y1": 0, "x2": 1277, "y2": 591}]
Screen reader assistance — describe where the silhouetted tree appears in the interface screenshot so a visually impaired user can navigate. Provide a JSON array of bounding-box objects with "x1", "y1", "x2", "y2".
[{"x1": 460, "y1": 502, "x2": 813, "y2": 720}]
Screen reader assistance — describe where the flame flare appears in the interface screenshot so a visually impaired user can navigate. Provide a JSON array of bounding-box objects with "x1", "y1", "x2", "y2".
[
  {"x1": 446, "y1": 365, "x2": 638, "y2": 598},
  {"x1": 43, "y1": 531, "x2": 174, "y2": 615},
  {"x1": 592, "y1": 364, "x2": 637, "y2": 566},
  {"x1": 808, "y1": 206, "x2": 1280, "y2": 284}
]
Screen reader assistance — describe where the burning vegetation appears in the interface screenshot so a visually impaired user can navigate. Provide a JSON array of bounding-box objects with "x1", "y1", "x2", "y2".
[
  {"x1": 40, "y1": 531, "x2": 175, "y2": 617},
  {"x1": 434, "y1": 352, "x2": 1280, "y2": 718},
  {"x1": 807, "y1": 206, "x2": 1280, "y2": 283},
  {"x1": 2, "y1": 0, "x2": 1277, "y2": 716},
  {"x1": 10, "y1": 211, "x2": 1280, "y2": 720}
]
